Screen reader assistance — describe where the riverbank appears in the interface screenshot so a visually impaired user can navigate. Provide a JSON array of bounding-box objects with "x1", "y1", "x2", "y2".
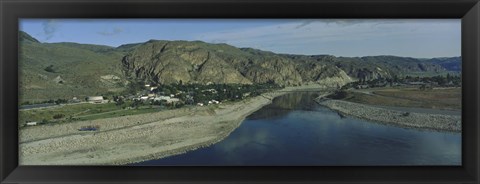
[
  {"x1": 316, "y1": 99, "x2": 461, "y2": 132},
  {"x1": 20, "y1": 85, "x2": 322, "y2": 165}
]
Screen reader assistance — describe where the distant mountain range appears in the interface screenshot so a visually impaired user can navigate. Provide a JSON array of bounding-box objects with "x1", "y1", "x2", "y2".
[{"x1": 19, "y1": 31, "x2": 461, "y2": 101}]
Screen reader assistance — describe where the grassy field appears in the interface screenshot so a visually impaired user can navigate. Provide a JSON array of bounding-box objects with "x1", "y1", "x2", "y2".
[
  {"x1": 18, "y1": 102, "x2": 166, "y2": 127},
  {"x1": 19, "y1": 100, "x2": 225, "y2": 128},
  {"x1": 342, "y1": 87, "x2": 461, "y2": 110}
]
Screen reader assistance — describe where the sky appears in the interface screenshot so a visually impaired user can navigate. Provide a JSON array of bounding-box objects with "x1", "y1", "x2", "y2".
[{"x1": 19, "y1": 19, "x2": 461, "y2": 58}]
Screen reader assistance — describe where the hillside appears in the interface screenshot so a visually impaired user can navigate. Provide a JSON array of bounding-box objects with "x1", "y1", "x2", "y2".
[
  {"x1": 19, "y1": 31, "x2": 127, "y2": 102},
  {"x1": 19, "y1": 31, "x2": 461, "y2": 102},
  {"x1": 426, "y1": 57, "x2": 462, "y2": 72}
]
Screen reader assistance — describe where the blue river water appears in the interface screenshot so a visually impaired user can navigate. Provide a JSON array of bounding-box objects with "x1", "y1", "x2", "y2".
[{"x1": 135, "y1": 92, "x2": 461, "y2": 166}]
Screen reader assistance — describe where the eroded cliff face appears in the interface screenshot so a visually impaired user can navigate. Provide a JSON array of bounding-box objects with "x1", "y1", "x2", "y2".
[
  {"x1": 121, "y1": 40, "x2": 353, "y2": 87},
  {"x1": 121, "y1": 41, "x2": 251, "y2": 85}
]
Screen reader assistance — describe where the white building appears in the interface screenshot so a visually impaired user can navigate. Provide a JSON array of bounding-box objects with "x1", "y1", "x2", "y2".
[
  {"x1": 87, "y1": 96, "x2": 106, "y2": 103},
  {"x1": 166, "y1": 98, "x2": 180, "y2": 103},
  {"x1": 26, "y1": 122, "x2": 38, "y2": 126},
  {"x1": 154, "y1": 96, "x2": 171, "y2": 101}
]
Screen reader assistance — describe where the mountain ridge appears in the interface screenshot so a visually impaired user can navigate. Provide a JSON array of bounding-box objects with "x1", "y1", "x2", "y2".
[{"x1": 18, "y1": 31, "x2": 461, "y2": 101}]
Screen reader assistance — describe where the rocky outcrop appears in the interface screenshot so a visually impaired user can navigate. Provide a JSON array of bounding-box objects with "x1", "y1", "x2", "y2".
[
  {"x1": 122, "y1": 40, "x2": 353, "y2": 87},
  {"x1": 122, "y1": 41, "x2": 251, "y2": 85}
]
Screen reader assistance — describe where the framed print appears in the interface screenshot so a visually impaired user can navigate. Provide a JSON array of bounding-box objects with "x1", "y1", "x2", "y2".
[{"x1": 1, "y1": 0, "x2": 479, "y2": 183}]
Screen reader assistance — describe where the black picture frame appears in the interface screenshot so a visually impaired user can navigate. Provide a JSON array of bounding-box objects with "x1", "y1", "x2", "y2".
[{"x1": 1, "y1": 0, "x2": 479, "y2": 183}]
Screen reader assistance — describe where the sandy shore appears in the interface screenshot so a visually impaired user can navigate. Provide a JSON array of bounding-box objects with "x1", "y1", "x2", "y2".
[
  {"x1": 317, "y1": 99, "x2": 461, "y2": 132},
  {"x1": 19, "y1": 86, "x2": 323, "y2": 165}
]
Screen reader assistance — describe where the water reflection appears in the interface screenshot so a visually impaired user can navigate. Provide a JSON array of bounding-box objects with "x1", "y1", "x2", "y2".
[{"x1": 136, "y1": 92, "x2": 461, "y2": 166}]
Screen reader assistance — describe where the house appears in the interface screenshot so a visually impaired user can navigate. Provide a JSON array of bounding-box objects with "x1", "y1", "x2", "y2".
[
  {"x1": 87, "y1": 96, "x2": 105, "y2": 103},
  {"x1": 140, "y1": 96, "x2": 149, "y2": 100},
  {"x1": 197, "y1": 103, "x2": 204, "y2": 106}
]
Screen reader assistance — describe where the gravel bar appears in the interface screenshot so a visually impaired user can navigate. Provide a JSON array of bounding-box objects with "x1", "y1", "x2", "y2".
[{"x1": 317, "y1": 99, "x2": 461, "y2": 132}]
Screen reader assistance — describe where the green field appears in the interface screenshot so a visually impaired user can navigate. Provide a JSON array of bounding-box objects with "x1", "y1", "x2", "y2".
[
  {"x1": 341, "y1": 87, "x2": 461, "y2": 110},
  {"x1": 19, "y1": 102, "x2": 165, "y2": 127}
]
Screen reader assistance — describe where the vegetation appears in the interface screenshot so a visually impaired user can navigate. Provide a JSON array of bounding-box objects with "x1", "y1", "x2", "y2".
[
  {"x1": 327, "y1": 90, "x2": 348, "y2": 99},
  {"x1": 52, "y1": 114, "x2": 65, "y2": 119},
  {"x1": 329, "y1": 87, "x2": 461, "y2": 110},
  {"x1": 19, "y1": 32, "x2": 126, "y2": 102},
  {"x1": 150, "y1": 82, "x2": 281, "y2": 104},
  {"x1": 341, "y1": 74, "x2": 461, "y2": 90},
  {"x1": 44, "y1": 65, "x2": 55, "y2": 73}
]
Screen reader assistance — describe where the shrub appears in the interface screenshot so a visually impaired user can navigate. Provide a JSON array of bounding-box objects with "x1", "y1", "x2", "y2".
[
  {"x1": 327, "y1": 90, "x2": 348, "y2": 99},
  {"x1": 44, "y1": 65, "x2": 55, "y2": 73},
  {"x1": 53, "y1": 114, "x2": 65, "y2": 119}
]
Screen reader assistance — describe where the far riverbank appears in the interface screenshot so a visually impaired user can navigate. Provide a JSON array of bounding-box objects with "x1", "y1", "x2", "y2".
[{"x1": 316, "y1": 99, "x2": 461, "y2": 132}]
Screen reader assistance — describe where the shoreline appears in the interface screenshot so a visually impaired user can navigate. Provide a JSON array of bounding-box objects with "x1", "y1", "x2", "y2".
[
  {"x1": 316, "y1": 99, "x2": 461, "y2": 132},
  {"x1": 20, "y1": 85, "x2": 325, "y2": 165}
]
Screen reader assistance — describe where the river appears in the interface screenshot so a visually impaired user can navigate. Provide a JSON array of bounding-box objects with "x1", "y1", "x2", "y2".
[{"x1": 135, "y1": 92, "x2": 461, "y2": 166}]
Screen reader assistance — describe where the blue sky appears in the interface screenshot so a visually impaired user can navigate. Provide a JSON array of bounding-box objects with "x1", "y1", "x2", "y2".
[{"x1": 20, "y1": 19, "x2": 460, "y2": 58}]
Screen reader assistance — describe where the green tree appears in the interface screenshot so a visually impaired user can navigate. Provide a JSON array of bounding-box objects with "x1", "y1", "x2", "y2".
[{"x1": 127, "y1": 81, "x2": 145, "y2": 95}]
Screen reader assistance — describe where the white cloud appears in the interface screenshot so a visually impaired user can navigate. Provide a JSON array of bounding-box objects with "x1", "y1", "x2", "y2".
[
  {"x1": 195, "y1": 19, "x2": 460, "y2": 56},
  {"x1": 42, "y1": 20, "x2": 59, "y2": 40},
  {"x1": 97, "y1": 27, "x2": 124, "y2": 36}
]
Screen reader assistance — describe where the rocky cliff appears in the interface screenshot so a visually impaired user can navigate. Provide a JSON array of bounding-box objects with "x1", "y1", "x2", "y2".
[{"x1": 121, "y1": 40, "x2": 353, "y2": 86}]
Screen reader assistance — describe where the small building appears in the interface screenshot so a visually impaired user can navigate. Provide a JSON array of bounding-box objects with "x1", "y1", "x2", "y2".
[
  {"x1": 87, "y1": 96, "x2": 105, "y2": 103},
  {"x1": 26, "y1": 122, "x2": 38, "y2": 126},
  {"x1": 355, "y1": 84, "x2": 369, "y2": 89},
  {"x1": 154, "y1": 96, "x2": 170, "y2": 101},
  {"x1": 197, "y1": 103, "x2": 204, "y2": 106},
  {"x1": 166, "y1": 98, "x2": 180, "y2": 103},
  {"x1": 409, "y1": 82, "x2": 425, "y2": 85},
  {"x1": 70, "y1": 97, "x2": 81, "y2": 103}
]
